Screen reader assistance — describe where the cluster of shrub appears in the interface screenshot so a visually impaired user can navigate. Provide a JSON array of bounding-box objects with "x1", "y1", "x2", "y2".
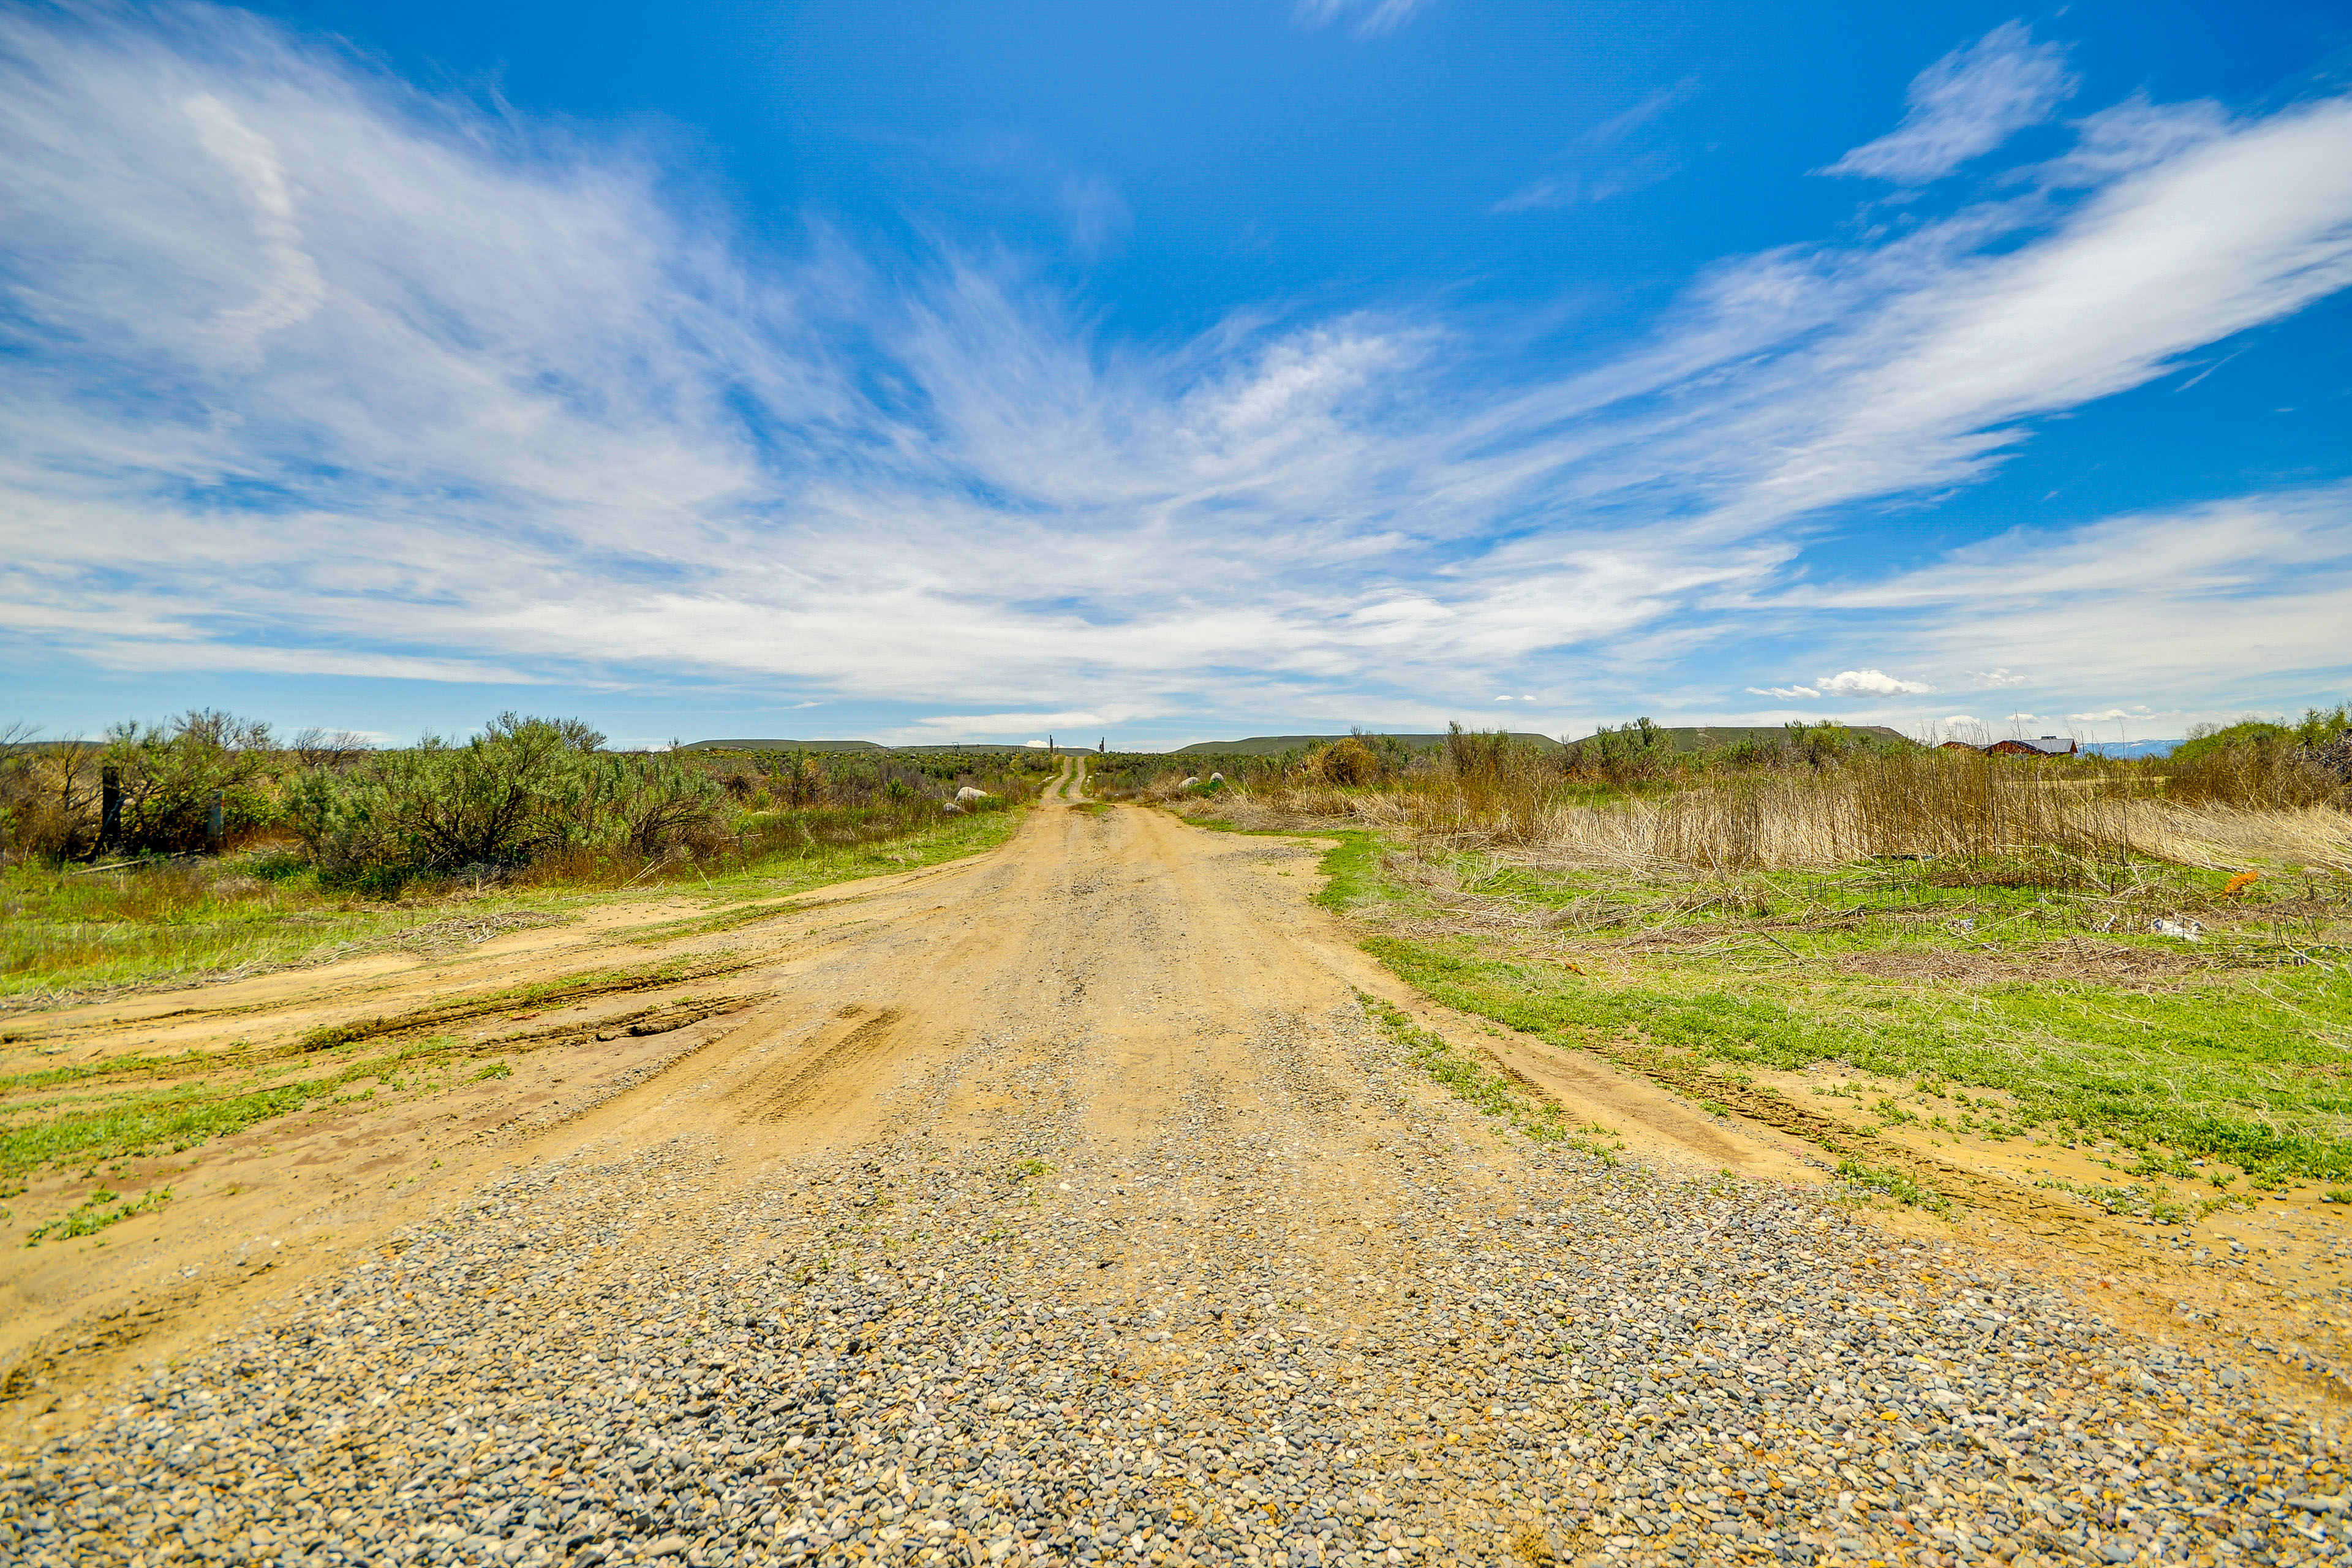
[
  {"x1": 2163, "y1": 708, "x2": 2352, "y2": 809},
  {"x1": 1096, "y1": 708, "x2": 2352, "y2": 812},
  {"x1": 0, "y1": 712, "x2": 1048, "y2": 891},
  {"x1": 1092, "y1": 720, "x2": 1906, "y2": 798}
]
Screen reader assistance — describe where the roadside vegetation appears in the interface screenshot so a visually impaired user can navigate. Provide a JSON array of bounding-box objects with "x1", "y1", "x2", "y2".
[
  {"x1": 0, "y1": 712, "x2": 1052, "y2": 1005},
  {"x1": 1118, "y1": 711, "x2": 2352, "y2": 1212}
]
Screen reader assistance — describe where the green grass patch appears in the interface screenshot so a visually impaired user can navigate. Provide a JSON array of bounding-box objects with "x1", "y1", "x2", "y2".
[
  {"x1": 24, "y1": 1185, "x2": 172, "y2": 1245},
  {"x1": 4, "y1": 1019, "x2": 567, "y2": 1179},
  {"x1": 0, "y1": 856, "x2": 554, "y2": 1005},
  {"x1": 2, "y1": 1076, "x2": 322, "y2": 1177},
  {"x1": 1349, "y1": 843, "x2": 2352, "y2": 1183},
  {"x1": 1311, "y1": 832, "x2": 1384, "y2": 911},
  {"x1": 1833, "y1": 1159, "x2": 1948, "y2": 1213}
]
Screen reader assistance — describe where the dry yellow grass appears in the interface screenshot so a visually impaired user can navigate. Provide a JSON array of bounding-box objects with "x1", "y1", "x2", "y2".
[{"x1": 1200, "y1": 751, "x2": 2352, "y2": 873}]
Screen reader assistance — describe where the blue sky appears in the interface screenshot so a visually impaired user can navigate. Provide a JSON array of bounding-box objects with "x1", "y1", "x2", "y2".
[{"x1": 3, "y1": 1, "x2": 2348, "y2": 750}]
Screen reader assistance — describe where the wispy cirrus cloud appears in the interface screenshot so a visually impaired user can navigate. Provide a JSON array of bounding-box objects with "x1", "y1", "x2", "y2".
[
  {"x1": 1488, "y1": 153, "x2": 1678, "y2": 215},
  {"x1": 2, "y1": 7, "x2": 2350, "y2": 739},
  {"x1": 1823, "y1": 20, "x2": 2077, "y2": 183},
  {"x1": 1294, "y1": 0, "x2": 1427, "y2": 41},
  {"x1": 1490, "y1": 78, "x2": 1696, "y2": 214}
]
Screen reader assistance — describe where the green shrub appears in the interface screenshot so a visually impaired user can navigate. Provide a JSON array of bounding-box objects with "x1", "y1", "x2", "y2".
[
  {"x1": 98, "y1": 710, "x2": 279, "y2": 854},
  {"x1": 293, "y1": 714, "x2": 729, "y2": 884},
  {"x1": 2172, "y1": 718, "x2": 2294, "y2": 768}
]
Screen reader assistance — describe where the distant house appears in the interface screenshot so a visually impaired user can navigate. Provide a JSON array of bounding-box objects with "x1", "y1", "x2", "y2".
[{"x1": 1985, "y1": 736, "x2": 2078, "y2": 757}]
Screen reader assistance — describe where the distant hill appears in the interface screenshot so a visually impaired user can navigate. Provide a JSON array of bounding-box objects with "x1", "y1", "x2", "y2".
[
  {"x1": 2079, "y1": 739, "x2": 2182, "y2": 759},
  {"x1": 1565, "y1": 724, "x2": 1912, "y2": 753},
  {"x1": 1171, "y1": 733, "x2": 1564, "y2": 756}
]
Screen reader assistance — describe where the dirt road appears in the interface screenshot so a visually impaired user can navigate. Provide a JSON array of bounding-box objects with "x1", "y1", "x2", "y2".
[{"x1": 2, "y1": 764, "x2": 2339, "y2": 1567}]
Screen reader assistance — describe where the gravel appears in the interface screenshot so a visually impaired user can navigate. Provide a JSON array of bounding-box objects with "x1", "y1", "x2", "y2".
[{"x1": 4, "y1": 1004, "x2": 2342, "y2": 1568}]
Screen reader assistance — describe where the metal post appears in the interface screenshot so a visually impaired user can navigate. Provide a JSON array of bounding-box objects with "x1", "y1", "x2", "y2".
[
  {"x1": 100, "y1": 766, "x2": 121, "y2": 850},
  {"x1": 206, "y1": 791, "x2": 225, "y2": 855}
]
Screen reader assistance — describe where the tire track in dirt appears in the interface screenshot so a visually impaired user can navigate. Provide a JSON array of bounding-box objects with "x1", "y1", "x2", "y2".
[{"x1": 741, "y1": 1007, "x2": 908, "y2": 1121}]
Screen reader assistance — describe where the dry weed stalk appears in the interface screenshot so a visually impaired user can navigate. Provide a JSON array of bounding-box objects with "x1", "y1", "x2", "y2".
[{"x1": 1215, "y1": 751, "x2": 2352, "y2": 873}]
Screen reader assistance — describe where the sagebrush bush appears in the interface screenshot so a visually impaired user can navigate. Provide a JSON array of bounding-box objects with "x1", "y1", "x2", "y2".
[
  {"x1": 5, "y1": 710, "x2": 1049, "y2": 887},
  {"x1": 104, "y1": 710, "x2": 280, "y2": 853},
  {"x1": 2164, "y1": 706, "x2": 2351, "y2": 810},
  {"x1": 1, "y1": 711, "x2": 279, "y2": 860},
  {"x1": 292, "y1": 714, "x2": 726, "y2": 884}
]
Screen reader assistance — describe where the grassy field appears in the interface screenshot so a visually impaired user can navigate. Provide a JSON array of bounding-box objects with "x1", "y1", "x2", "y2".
[
  {"x1": 1198, "y1": 805, "x2": 2352, "y2": 1210},
  {"x1": 1, "y1": 802, "x2": 1027, "y2": 1008}
]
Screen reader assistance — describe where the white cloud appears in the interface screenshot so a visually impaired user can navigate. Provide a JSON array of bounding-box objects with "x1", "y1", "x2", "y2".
[
  {"x1": 1969, "y1": 668, "x2": 2028, "y2": 687},
  {"x1": 1780, "y1": 487, "x2": 2352, "y2": 710},
  {"x1": 1818, "y1": 669, "x2": 1935, "y2": 696},
  {"x1": 1823, "y1": 21, "x2": 2076, "y2": 183},
  {"x1": 1295, "y1": 0, "x2": 1427, "y2": 40},
  {"x1": 1717, "y1": 95, "x2": 2352, "y2": 536},
  {"x1": 183, "y1": 93, "x2": 323, "y2": 360},
  {"x1": 0, "y1": 9, "x2": 2347, "y2": 736},
  {"x1": 2040, "y1": 96, "x2": 2233, "y2": 186}
]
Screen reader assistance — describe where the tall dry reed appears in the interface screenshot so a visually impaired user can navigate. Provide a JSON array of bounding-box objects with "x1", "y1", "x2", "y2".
[{"x1": 1227, "y1": 750, "x2": 2352, "y2": 872}]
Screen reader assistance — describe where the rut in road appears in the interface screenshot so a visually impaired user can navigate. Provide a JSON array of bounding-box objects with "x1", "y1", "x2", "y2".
[{"x1": 4, "y1": 761, "x2": 2339, "y2": 1568}]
